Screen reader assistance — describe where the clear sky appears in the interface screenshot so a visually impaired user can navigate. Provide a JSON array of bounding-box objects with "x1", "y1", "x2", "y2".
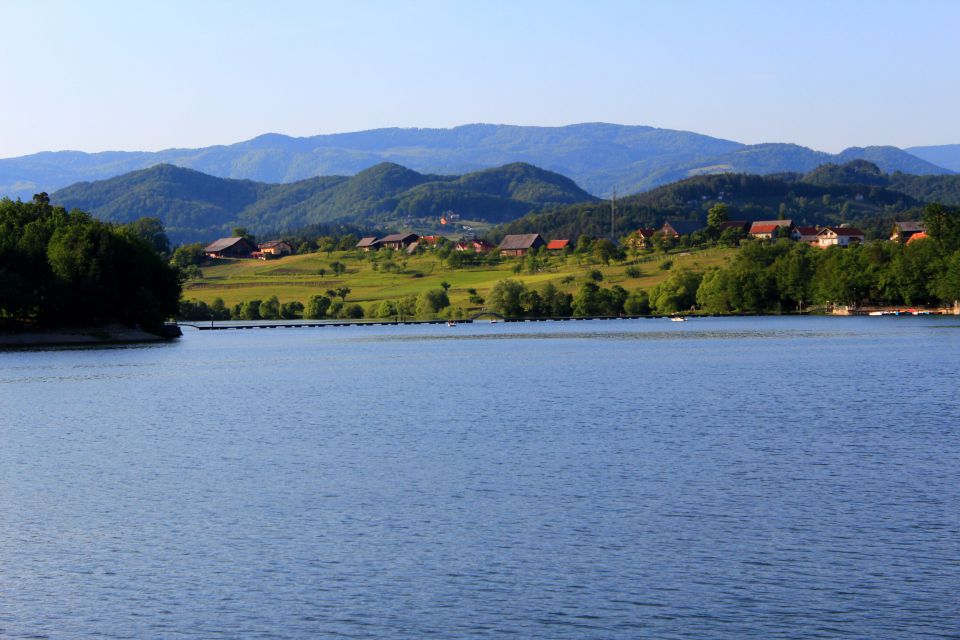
[{"x1": 1, "y1": 0, "x2": 957, "y2": 158}]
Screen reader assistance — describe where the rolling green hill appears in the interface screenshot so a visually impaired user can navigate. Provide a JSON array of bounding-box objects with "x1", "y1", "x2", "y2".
[
  {"x1": 496, "y1": 161, "x2": 960, "y2": 241},
  {"x1": 51, "y1": 161, "x2": 596, "y2": 243}
]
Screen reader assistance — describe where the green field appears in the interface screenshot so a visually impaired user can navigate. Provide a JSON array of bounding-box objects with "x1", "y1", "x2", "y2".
[{"x1": 183, "y1": 247, "x2": 737, "y2": 313}]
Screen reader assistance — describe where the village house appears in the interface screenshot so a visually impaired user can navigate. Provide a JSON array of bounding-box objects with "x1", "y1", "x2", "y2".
[
  {"x1": 204, "y1": 236, "x2": 258, "y2": 259},
  {"x1": 890, "y1": 221, "x2": 926, "y2": 243},
  {"x1": 816, "y1": 226, "x2": 865, "y2": 248},
  {"x1": 546, "y1": 239, "x2": 571, "y2": 252},
  {"x1": 660, "y1": 221, "x2": 703, "y2": 237},
  {"x1": 377, "y1": 233, "x2": 420, "y2": 251},
  {"x1": 455, "y1": 239, "x2": 494, "y2": 253},
  {"x1": 355, "y1": 237, "x2": 380, "y2": 251},
  {"x1": 749, "y1": 219, "x2": 793, "y2": 239},
  {"x1": 790, "y1": 226, "x2": 820, "y2": 243},
  {"x1": 625, "y1": 228, "x2": 657, "y2": 249},
  {"x1": 252, "y1": 240, "x2": 293, "y2": 260},
  {"x1": 498, "y1": 233, "x2": 546, "y2": 257}
]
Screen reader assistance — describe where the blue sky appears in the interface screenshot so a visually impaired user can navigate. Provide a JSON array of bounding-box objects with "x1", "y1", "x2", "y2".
[{"x1": 1, "y1": 0, "x2": 957, "y2": 157}]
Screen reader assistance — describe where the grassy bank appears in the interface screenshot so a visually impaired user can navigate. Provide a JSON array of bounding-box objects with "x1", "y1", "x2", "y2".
[{"x1": 182, "y1": 247, "x2": 736, "y2": 311}]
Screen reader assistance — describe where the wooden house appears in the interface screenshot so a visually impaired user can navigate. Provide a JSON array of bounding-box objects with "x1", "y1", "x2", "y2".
[
  {"x1": 890, "y1": 221, "x2": 926, "y2": 243},
  {"x1": 356, "y1": 237, "x2": 380, "y2": 251},
  {"x1": 204, "y1": 237, "x2": 257, "y2": 259},
  {"x1": 378, "y1": 233, "x2": 420, "y2": 251},
  {"x1": 498, "y1": 233, "x2": 546, "y2": 256},
  {"x1": 660, "y1": 221, "x2": 703, "y2": 237}
]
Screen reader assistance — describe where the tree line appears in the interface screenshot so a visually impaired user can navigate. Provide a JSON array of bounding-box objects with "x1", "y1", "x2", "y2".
[{"x1": 0, "y1": 195, "x2": 181, "y2": 332}]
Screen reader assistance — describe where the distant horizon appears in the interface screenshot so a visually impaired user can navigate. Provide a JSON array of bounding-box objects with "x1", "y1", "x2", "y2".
[{"x1": 2, "y1": 121, "x2": 957, "y2": 161}]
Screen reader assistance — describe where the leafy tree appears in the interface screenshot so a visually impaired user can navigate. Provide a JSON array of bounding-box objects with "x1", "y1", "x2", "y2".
[
  {"x1": 573, "y1": 282, "x2": 604, "y2": 316},
  {"x1": 592, "y1": 238, "x2": 617, "y2": 265},
  {"x1": 330, "y1": 261, "x2": 347, "y2": 276},
  {"x1": 934, "y1": 250, "x2": 960, "y2": 304},
  {"x1": 341, "y1": 303, "x2": 364, "y2": 319},
  {"x1": 259, "y1": 295, "x2": 281, "y2": 319},
  {"x1": 707, "y1": 203, "x2": 729, "y2": 231},
  {"x1": 317, "y1": 236, "x2": 337, "y2": 255},
  {"x1": 337, "y1": 234, "x2": 359, "y2": 251},
  {"x1": 240, "y1": 299, "x2": 262, "y2": 320},
  {"x1": 210, "y1": 297, "x2": 230, "y2": 320},
  {"x1": 280, "y1": 301, "x2": 304, "y2": 319},
  {"x1": 335, "y1": 286, "x2": 351, "y2": 302},
  {"x1": 306, "y1": 295, "x2": 331, "y2": 319},
  {"x1": 122, "y1": 217, "x2": 171, "y2": 256},
  {"x1": 624, "y1": 289, "x2": 651, "y2": 315},
  {"x1": 923, "y1": 203, "x2": 960, "y2": 253},
  {"x1": 232, "y1": 227, "x2": 255, "y2": 243},
  {"x1": 416, "y1": 289, "x2": 450, "y2": 315},
  {"x1": 488, "y1": 279, "x2": 527, "y2": 317},
  {"x1": 649, "y1": 269, "x2": 702, "y2": 314},
  {"x1": 171, "y1": 242, "x2": 206, "y2": 268}
]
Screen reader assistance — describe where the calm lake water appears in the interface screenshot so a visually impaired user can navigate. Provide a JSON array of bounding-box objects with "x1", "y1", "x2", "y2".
[{"x1": 1, "y1": 317, "x2": 958, "y2": 639}]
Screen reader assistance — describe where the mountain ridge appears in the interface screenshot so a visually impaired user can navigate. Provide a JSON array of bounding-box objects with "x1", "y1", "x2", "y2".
[{"x1": 5, "y1": 123, "x2": 953, "y2": 201}]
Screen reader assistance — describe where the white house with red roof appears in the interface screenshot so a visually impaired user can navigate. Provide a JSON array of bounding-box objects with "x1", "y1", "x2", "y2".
[{"x1": 816, "y1": 227, "x2": 865, "y2": 248}]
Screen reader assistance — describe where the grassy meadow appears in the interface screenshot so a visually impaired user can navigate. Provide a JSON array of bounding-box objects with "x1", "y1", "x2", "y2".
[{"x1": 183, "y1": 246, "x2": 737, "y2": 314}]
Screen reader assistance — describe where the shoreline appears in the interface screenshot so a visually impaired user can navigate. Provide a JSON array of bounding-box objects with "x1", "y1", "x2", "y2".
[{"x1": 0, "y1": 323, "x2": 181, "y2": 348}]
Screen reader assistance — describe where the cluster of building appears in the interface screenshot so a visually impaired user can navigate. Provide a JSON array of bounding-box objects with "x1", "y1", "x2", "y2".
[
  {"x1": 204, "y1": 237, "x2": 293, "y2": 259},
  {"x1": 201, "y1": 219, "x2": 928, "y2": 262}
]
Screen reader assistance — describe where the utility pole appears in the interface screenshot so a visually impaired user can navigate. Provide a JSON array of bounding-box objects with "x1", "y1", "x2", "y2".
[{"x1": 610, "y1": 186, "x2": 617, "y2": 240}]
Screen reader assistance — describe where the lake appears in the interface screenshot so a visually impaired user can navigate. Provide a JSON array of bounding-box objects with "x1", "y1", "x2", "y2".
[{"x1": 1, "y1": 316, "x2": 958, "y2": 638}]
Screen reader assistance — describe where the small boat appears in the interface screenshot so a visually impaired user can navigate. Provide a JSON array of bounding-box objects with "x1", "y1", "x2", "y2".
[
  {"x1": 447, "y1": 321, "x2": 458, "y2": 327},
  {"x1": 868, "y1": 311, "x2": 885, "y2": 316},
  {"x1": 670, "y1": 316, "x2": 687, "y2": 322}
]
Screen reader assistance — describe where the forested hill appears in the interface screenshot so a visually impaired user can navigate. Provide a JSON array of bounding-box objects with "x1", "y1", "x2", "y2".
[
  {"x1": 495, "y1": 160, "x2": 960, "y2": 241},
  {"x1": 51, "y1": 162, "x2": 596, "y2": 243},
  {"x1": 4, "y1": 123, "x2": 953, "y2": 200}
]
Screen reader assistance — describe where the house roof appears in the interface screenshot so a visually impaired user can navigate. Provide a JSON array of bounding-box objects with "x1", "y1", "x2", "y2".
[
  {"x1": 636, "y1": 228, "x2": 658, "y2": 237},
  {"x1": 749, "y1": 220, "x2": 792, "y2": 234},
  {"x1": 204, "y1": 237, "x2": 252, "y2": 252},
  {"x1": 750, "y1": 223, "x2": 782, "y2": 235},
  {"x1": 378, "y1": 233, "x2": 419, "y2": 244},
  {"x1": 906, "y1": 232, "x2": 929, "y2": 244},
  {"x1": 499, "y1": 233, "x2": 545, "y2": 250},
  {"x1": 818, "y1": 226, "x2": 864, "y2": 236},
  {"x1": 259, "y1": 240, "x2": 290, "y2": 249},
  {"x1": 547, "y1": 239, "x2": 570, "y2": 250},
  {"x1": 793, "y1": 226, "x2": 819, "y2": 236},
  {"x1": 662, "y1": 220, "x2": 702, "y2": 235},
  {"x1": 751, "y1": 219, "x2": 792, "y2": 228},
  {"x1": 894, "y1": 221, "x2": 926, "y2": 233},
  {"x1": 356, "y1": 236, "x2": 379, "y2": 247}
]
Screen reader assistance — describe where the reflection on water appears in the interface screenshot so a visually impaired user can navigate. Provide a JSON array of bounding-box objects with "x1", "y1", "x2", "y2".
[{"x1": 1, "y1": 316, "x2": 958, "y2": 639}]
